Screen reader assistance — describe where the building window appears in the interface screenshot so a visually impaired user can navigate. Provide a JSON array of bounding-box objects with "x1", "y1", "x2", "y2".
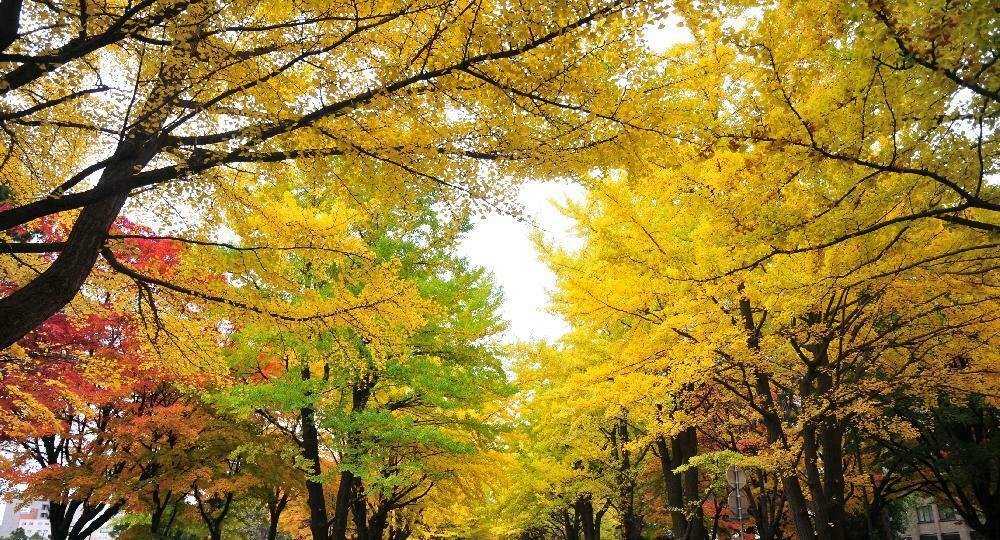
[
  {"x1": 919, "y1": 535, "x2": 938, "y2": 540},
  {"x1": 917, "y1": 505, "x2": 934, "y2": 523},
  {"x1": 941, "y1": 534, "x2": 960, "y2": 540},
  {"x1": 938, "y1": 506, "x2": 956, "y2": 521}
]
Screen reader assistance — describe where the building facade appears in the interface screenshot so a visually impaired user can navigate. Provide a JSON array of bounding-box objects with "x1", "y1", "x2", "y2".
[{"x1": 900, "y1": 498, "x2": 981, "y2": 540}]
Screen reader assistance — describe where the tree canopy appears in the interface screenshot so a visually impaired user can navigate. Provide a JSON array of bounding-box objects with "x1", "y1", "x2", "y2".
[{"x1": 0, "y1": 1, "x2": 997, "y2": 540}]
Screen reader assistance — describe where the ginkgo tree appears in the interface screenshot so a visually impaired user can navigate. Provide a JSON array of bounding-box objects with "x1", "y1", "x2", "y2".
[
  {"x1": 213, "y1": 191, "x2": 513, "y2": 540},
  {"x1": 511, "y1": 3, "x2": 1000, "y2": 538},
  {"x1": 536, "y1": 146, "x2": 998, "y2": 540},
  {"x1": 0, "y1": 0, "x2": 667, "y2": 349},
  {"x1": 625, "y1": 0, "x2": 999, "y2": 278}
]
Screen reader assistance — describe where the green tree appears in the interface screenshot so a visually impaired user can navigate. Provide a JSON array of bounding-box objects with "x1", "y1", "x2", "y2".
[
  {"x1": 217, "y1": 197, "x2": 511, "y2": 540},
  {"x1": 4, "y1": 528, "x2": 29, "y2": 540}
]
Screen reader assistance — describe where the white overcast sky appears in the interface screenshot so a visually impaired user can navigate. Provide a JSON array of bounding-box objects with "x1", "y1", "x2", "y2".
[
  {"x1": 457, "y1": 21, "x2": 692, "y2": 344},
  {"x1": 457, "y1": 181, "x2": 586, "y2": 343}
]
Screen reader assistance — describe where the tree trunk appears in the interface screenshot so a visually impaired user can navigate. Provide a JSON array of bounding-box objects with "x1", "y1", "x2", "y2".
[
  {"x1": 737, "y1": 298, "x2": 818, "y2": 540},
  {"x1": 267, "y1": 491, "x2": 289, "y2": 540},
  {"x1": 332, "y1": 379, "x2": 373, "y2": 540},
  {"x1": 368, "y1": 506, "x2": 390, "y2": 540},
  {"x1": 0, "y1": 41, "x2": 185, "y2": 350},
  {"x1": 301, "y1": 404, "x2": 330, "y2": 540},
  {"x1": 656, "y1": 427, "x2": 705, "y2": 540},
  {"x1": 575, "y1": 495, "x2": 598, "y2": 540},
  {"x1": 678, "y1": 427, "x2": 705, "y2": 540},
  {"x1": 657, "y1": 435, "x2": 690, "y2": 538},
  {"x1": 149, "y1": 488, "x2": 180, "y2": 536},
  {"x1": 753, "y1": 371, "x2": 816, "y2": 540},
  {"x1": 48, "y1": 501, "x2": 78, "y2": 540},
  {"x1": 0, "y1": 0, "x2": 22, "y2": 52},
  {"x1": 331, "y1": 471, "x2": 356, "y2": 540},
  {"x1": 0, "y1": 125, "x2": 164, "y2": 350},
  {"x1": 616, "y1": 415, "x2": 643, "y2": 540},
  {"x1": 564, "y1": 509, "x2": 580, "y2": 540},
  {"x1": 352, "y1": 477, "x2": 370, "y2": 540},
  {"x1": 68, "y1": 502, "x2": 122, "y2": 540},
  {"x1": 819, "y1": 420, "x2": 847, "y2": 540}
]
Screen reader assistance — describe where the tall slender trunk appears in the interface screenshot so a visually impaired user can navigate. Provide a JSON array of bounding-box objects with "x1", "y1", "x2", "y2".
[
  {"x1": 616, "y1": 414, "x2": 643, "y2": 540},
  {"x1": 149, "y1": 488, "x2": 180, "y2": 536},
  {"x1": 562, "y1": 508, "x2": 580, "y2": 540},
  {"x1": 195, "y1": 491, "x2": 233, "y2": 540},
  {"x1": 738, "y1": 297, "x2": 816, "y2": 540},
  {"x1": 758, "y1": 382, "x2": 817, "y2": 540},
  {"x1": 332, "y1": 378, "x2": 374, "y2": 540},
  {"x1": 747, "y1": 472, "x2": 785, "y2": 540},
  {"x1": 819, "y1": 420, "x2": 846, "y2": 540},
  {"x1": 301, "y1": 403, "x2": 330, "y2": 540}
]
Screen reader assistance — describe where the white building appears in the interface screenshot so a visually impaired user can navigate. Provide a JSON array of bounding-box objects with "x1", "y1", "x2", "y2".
[{"x1": 0, "y1": 501, "x2": 115, "y2": 539}]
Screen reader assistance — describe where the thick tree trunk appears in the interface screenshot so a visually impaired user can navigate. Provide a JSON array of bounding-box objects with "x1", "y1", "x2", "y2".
[
  {"x1": 48, "y1": 501, "x2": 78, "y2": 540},
  {"x1": 331, "y1": 471, "x2": 357, "y2": 540},
  {"x1": 0, "y1": 0, "x2": 22, "y2": 52},
  {"x1": 677, "y1": 428, "x2": 705, "y2": 540},
  {"x1": 0, "y1": 127, "x2": 163, "y2": 350},
  {"x1": 352, "y1": 477, "x2": 370, "y2": 540},
  {"x1": 658, "y1": 435, "x2": 690, "y2": 538},
  {"x1": 797, "y1": 348, "x2": 847, "y2": 540},
  {"x1": 368, "y1": 506, "x2": 390, "y2": 540},
  {"x1": 0, "y1": 38, "x2": 185, "y2": 350},
  {"x1": 656, "y1": 427, "x2": 705, "y2": 540},
  {"x1": 0, "y1": 190, "x2": 128, "y2": 349},
  {"x1": 575, "y1": 495, "x2": 598, "y2": 540}
]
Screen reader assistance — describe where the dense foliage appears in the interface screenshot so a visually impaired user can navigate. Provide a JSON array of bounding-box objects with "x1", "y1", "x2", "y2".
[{"x1": 0, "y1": 1, "x2": 996, "y2": 540}]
